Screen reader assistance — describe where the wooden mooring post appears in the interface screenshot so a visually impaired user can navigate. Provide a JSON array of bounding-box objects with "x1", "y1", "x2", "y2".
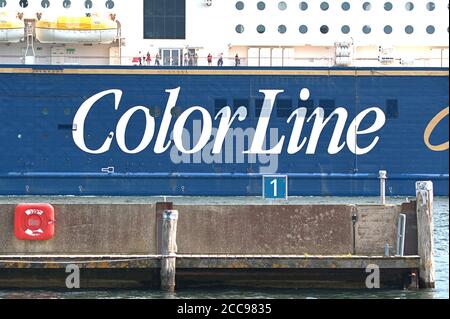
[
  {"x1": 416, "y1": 181, "x2": 435, "y2": 288},
  {"x1": 160, "y1": 210, "x2": 179, "y2": 292}
]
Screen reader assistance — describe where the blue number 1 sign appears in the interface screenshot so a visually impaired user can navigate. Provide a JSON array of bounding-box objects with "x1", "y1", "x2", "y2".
[{"x1": 263, "y1": 175, "x2": 288, "y2": 200}]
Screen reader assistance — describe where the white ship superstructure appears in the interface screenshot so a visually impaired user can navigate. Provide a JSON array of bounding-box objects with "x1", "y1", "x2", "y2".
[{"x1": 0, "y1": 0, "x2": 448, "y2": 66}]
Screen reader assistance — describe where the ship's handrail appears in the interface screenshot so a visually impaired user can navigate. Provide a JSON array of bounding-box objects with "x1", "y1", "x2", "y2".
[{"x1": 0, "y1": 54, "x2": 448, "y2": 68}]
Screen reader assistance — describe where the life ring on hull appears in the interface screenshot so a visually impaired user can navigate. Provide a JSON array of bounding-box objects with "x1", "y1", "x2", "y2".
[{"x1": 14, "y1": 204, "x2": 55, "y2": 241}]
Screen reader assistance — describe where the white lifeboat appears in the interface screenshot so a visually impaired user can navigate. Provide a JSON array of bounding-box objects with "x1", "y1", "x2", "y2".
[
  {"x1": 35, "y1": 13, "x2": 117, "y2": 44},
  {"x1": 0, "y1": 12, "x2": 24, "y2": 43}
]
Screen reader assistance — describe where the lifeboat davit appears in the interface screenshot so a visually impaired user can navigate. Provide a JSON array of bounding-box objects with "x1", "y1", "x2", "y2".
[
  {"x1": 35, "y1": 14, "x2": 117, "y2": 44},
  {"x1": 0, "y1": 12, "x2": 24, "y2": 43}
]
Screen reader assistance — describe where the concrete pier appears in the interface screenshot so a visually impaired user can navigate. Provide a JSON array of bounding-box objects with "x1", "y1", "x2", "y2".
[{"x1": 0, "y1": 200, "x2": 431, "y2": 290}]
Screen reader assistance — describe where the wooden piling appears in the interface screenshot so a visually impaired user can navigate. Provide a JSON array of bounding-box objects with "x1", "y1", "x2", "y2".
[
  {"x1": 416, "y1": 181, "x2": 435, "y2": 288},
  {"x1": 160, "y1": 210, "x2": 179, "y2": 292}
]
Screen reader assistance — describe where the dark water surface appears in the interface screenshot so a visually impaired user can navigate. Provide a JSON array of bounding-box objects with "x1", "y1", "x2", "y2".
[{"x1": 0, "y1": 196, "x2": 448, "y2": 299}]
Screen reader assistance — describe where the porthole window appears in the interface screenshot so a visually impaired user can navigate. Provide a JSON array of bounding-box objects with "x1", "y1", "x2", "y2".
[
  {"x1": 363, "y1": 2, "x2": 371, "y2": 11},
  {"x1": 235, "y1": 1, "x2": 244, "y2": 10},
  {"x1": 19, "y1": 0, "x2": 28, "y2": 8},
  {"x1": 426, "y1": 2, "x2": 435, "y2": 11},
  {"x1": 0, "y1": 0, "x2": 6, "y2": 8},
  {"x1": 320, "y1": 25, "x2": 329, "y2": 34},
  {"x1": 384, "y1": 2, "x2": 393, "y2": 11},
  {"x1": 300, "y1": 1, "x2": 308, "y2": 11},
  {"x1": 63, "y1": 0, "x2": 71, "y2": 8},
  {"x1": 235, "y1": 24, "x2": 244, "y2": 33},
  {"x1": 257, "y1": 1, "x2": 265, "y2": 10},
  {"x1": 278, "y1": 24, "x2": 287, "y2": 34},
  {"x1": 405, "y1": 2, "x2": 414, "y2": 11},
  {"x1": 257, "y1": 25, "x2": 266, "y2": 34},
  {"x1": 341, "y1": 25, "x2": 350, "y2": 34},
  {"x1": 278, "y1": 1, "x2": 287, "y2": 10},
  {"x1": 299, "y1": 25, "x2": 308, "y2": 34},
  {"x1": 320, "y1": 2, "x2": 329, "y2": 11},
  {"x1": 405, "y1": 25, "x2": 414, "y2": 34},
  {"x1": 363, "y1": 25, "x2": 371, "y2": 34},
  {"x1": 85, "y1": 0, "x2": 93, "y2": 9},
  {"x1": 41, "y1": 0, "x2": 50, "y2": 8},
  {"x1": 105, "y1": 0, "x2": 114, "y2": 9},
  {"x1": 426, "y1": 25, "x2": 435, "y2": 34},
  {"x1": 384, "y1": 25, "x2": 393, "y2": 34},
  {"x1": 341, "y1": 2, "x2": 350, "y2": 11}
]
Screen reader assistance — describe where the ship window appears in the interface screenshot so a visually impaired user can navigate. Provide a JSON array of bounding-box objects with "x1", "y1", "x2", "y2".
[
  {"x1": 278, "y1": 25, "x2": 287, "y2": 34},
  {"x1": 384, "y1": 25, "x2": 393, "y2": 34},
  {"x1": 255, "y1": 99, "x2": 264, "y2": 117},
  {"x1": 386, "y1": 100, "x2": 399, "y2": 119},
  {"x1": 320, "y1": 2, "x2": 329, "y2": 11},
  {"x1": 215, "y1": 99, "x2": 228, "y2": 116},
  {"x1": 19, "y1": 0, "x2": 28, "y2": 8},
  {"x1": 233, "y1": 99, "x2": 249, "y2": 114},
  {"x1": 341, "y1": 2, "x2": 350, "y2": 11},
  {"x1": 299, "y1": 99, "x2": 315, "y2": 117},
  {"x1": 405, "y1": 25, "x2": 414, "y2": 34},
  {"x1": 299, "y1": 25, "x2": 308, "y2": 34},
  {"x1": 363, "y1": 25, "x2": 371, "y2": 34},
  {"x1": 426, "y1": 25, "x2": 435, "y2": 34},
  {"x1": 384, "y1": 2, "x2": 393, "y2": 11},
  {"x1": 405, "y1": 2, "x2": 414, "y2": 11},
  {"x1": 319, "y1": 100, "x2": 336, "y2": 118},
  {"x1": 235, "y1": 1, "x2": 244, "y2": 10},
  {"x1": 257, "y1": 1, "x2": 265, "y2": 10},
  {"x1": 144, "y1": 0, "x2": 186, "y2": 40},
  {"x1": 277, "y1": 99, "x2": 292, "y2": 118},
  {"x1": 426, "y1": 2, "x2": 435, "y2": 11},
  {"x1": 320, "y1": 25, "x2": 329, "y2": 34},
  {"x1": 363, "y1": 2, "x2": 371, "y2": 11},
  {"x1": 85, "y1": 0, "x2": 93, "y2": 9},
  {"x1": 341, "y1": 25, "x2": 350, "y2": 34},
  {"x1": 299, "y1": 1, "x2": 308, "y2": 11},
  {"x1": 41, "y1": 0, "x2": 50, "y2": 8},
  {"x1": 257, "y1": 25, "x2": 266, "y2": 34},
  {"x1": 278, "y1": 1, "x2": 287, "y2": 10},
  {"x1": 235, "y1": 24, "x2": 244, "y2": 33},
  {"x1": 63, "y1": 0, "x2": 71, "y2": 9},
  {"x1": 105, "y1": 0, "x2": 114, "y2": 9},
  {"x1": 0, "y1": 0, "x2": 6, "y2": 8}
]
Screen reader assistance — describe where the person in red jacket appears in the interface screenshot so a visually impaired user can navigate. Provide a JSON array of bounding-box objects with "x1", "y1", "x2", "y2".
[{"x1": 207, "y1": 53, "x2": 213, "y2": 66}]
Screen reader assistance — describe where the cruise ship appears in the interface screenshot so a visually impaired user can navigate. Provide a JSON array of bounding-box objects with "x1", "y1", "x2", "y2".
[{"x1": 0, "y1": 0, "x2": 448, "y2": 196}]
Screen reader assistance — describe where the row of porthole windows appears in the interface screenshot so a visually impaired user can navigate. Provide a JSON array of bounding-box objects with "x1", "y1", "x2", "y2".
[
  {"x1": 235, "y1": 1, "x2": 438, "y2": 12},
  {"x1": 235, "y1": 24, "x2": 441, "y2": 35},
  {"x1": 0, "y1": 0, "x2": 114, "y2": 9}
]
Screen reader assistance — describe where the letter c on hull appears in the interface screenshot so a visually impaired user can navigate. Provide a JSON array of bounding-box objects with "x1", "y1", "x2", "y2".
[{"x1": 424, "y1": 107, "x2": 449, "y2": 152}]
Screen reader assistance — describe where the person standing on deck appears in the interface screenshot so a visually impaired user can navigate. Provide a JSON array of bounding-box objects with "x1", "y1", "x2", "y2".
[
  {"x1": 155, "y1": 53, "x2": 161, "y2": 66},
  {"x1": 194, "y1": 53, "x2": 199, "y2": 66},
  {"x1": 235, "y1": 54, "x2": 240, "y2": 67},
  {"x1": 218, "y1": 53, "x2": 224, "y2": 67},
  {"x1": 146, "y1": 52, "x2": 152, "y2": 66},
  {"x1": 207, "y1": 53, "x2": 213, "y2": 66}
]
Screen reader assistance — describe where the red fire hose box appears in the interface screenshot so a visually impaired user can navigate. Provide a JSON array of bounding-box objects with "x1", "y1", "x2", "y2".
[{"x1": 14, "y1": 204, "x2": 55, "y2": 241}]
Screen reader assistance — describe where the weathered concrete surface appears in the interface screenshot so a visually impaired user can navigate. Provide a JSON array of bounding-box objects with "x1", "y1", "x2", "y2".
[
  {"x1": 174, "y1": 205, "x2": 355, "y2": 255},
  {"x1": 355, "y1": 205, "x2": 402, "y2": 255},
  {"x1": 0, "y1": 204, "x2": 156, "y2": 255}
]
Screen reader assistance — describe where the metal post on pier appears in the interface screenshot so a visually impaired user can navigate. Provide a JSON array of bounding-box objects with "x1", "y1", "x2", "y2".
[
  {"x1": 379, "y1": 170, "x2": 387, "y2": 205},
  {"x1": 160, "y1": 210, "x2": 179, "y2": 292},
  {"x1": 416, "y1": 181, "x2": 435, "y2": 288}
]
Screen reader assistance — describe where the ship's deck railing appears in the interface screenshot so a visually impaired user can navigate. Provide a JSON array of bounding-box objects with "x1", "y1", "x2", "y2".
[{"x1": 0, "y1": 54, "x2": 448, "y2": 68}]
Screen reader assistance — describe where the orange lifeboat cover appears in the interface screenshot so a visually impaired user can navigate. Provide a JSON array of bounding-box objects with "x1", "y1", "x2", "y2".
[{"x1": 14, "y1": 204, "x2": 55, "y2": 241}]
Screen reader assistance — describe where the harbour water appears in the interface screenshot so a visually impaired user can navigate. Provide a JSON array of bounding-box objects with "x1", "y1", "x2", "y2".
[{"x1": 0, "y1": 196, "x2": 448, "y2": 299}]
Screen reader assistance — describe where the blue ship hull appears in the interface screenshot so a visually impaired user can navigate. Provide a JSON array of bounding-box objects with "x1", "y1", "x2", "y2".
[{"x1": 0, "y1": 65, "x2": 448, "y2": 196}]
